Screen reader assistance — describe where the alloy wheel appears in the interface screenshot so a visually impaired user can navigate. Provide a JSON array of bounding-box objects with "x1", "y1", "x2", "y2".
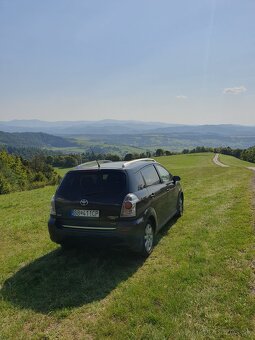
[{"x1": 144, "y1": 223, "x2": 154, "y2": 254}]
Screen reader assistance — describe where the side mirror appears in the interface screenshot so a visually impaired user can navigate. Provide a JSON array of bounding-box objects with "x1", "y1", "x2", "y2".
[{"x1": 173, "y1": 175, "x2": 181, "y2": 182}]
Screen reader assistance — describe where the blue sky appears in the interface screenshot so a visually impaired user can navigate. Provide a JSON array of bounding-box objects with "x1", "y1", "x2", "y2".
[{"x1": 0, "y1": 0, "x2": 254, "y2": 124}]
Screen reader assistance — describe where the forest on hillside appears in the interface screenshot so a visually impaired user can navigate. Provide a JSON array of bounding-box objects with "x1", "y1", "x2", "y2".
[
  {"x1": 0, "y1": 150, "x2": 60, "y2": 194},
  {"x1": 0, "y1": 131, "x2": 76, "y2": 148}
]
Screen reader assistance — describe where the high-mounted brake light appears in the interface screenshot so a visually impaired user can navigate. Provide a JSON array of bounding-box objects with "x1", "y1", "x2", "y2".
[
  {"x1": 120, "y1": 193, "x2": 140, "y2": 217},
  {"x1": 50, "y1": 195, "x2": 56, "y2": 215}
]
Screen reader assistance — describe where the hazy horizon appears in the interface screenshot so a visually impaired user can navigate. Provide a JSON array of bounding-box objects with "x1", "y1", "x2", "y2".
[
  {"x1": 0, "y1": 1, "x2": 254, "y2": 125},
  {"x1": 1, "y1": 118, "x2": 255, "y2": 127}
]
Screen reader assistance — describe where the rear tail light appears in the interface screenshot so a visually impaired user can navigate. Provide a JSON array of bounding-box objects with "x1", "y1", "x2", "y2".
[
  {"x1": 120, "y1": 193, "x2": 139, "y2": 217},
  {"x1": 50, "y1": 195, "x2": 56, "y2": 215}
]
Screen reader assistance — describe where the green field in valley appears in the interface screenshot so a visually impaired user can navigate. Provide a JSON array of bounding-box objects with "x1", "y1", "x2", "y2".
[
  {"x1": 49, "y1": 138, "x2": 146, "y2": 156},
  {"x1": 0, "y1": 153, "x2": 254, "y2": 339}
]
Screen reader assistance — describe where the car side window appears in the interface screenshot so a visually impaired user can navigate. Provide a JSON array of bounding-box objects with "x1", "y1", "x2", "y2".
[
  {"x1": 156, "y1": 165, "x2": 172, "y2": 183},
  {"x1": 135, "y1": 171, "x2": 145, "y2": 190},
  {"x1": 141, "y1": 165, "x2": 160, "y2": 187}
]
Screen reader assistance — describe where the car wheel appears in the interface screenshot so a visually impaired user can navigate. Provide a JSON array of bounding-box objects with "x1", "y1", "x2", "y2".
[
  {"x1": 176, "y1": 194, "x2": 184, "y2": 217},
  {"x1": 140, "y1": 222, "x2": 154, "y2": 257}
]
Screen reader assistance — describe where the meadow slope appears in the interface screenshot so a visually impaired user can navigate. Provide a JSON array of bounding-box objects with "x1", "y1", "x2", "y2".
[
  {"x1": 0, "y1": 153, "x2": 254, "y2": 339},
  {"x1": 218, "y1": 153, "x2": 255, "y2": 168}
]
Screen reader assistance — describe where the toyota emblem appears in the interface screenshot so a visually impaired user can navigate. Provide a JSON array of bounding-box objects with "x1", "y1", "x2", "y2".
[{"x1": 80, "y1": 199, "x2": 88, "y2": 206}]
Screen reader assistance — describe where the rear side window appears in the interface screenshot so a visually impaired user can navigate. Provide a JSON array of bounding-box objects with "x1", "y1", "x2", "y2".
[
  {"x1": 57, "y1": 170, "x2": 126, "y2": 199},
  {"x1": 134, "y1": 171, "x2": 145, "y2": 191},
  {"x1": 141, "y1": 165, "x2": 160, "y2": 187}
]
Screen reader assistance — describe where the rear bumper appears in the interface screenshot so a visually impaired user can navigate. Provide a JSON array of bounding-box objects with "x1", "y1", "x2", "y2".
[{"x1": 48, "y1": 215, "x2": 146, "y2": 249}]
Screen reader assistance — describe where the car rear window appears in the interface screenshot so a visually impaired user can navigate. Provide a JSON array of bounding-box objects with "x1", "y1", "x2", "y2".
[{"x1": 57, "y1": 170, "x2": 127, "y2": 199}]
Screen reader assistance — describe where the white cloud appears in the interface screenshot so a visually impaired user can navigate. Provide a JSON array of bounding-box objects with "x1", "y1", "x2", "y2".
[
  {"x1": 176, "y1": 95, "x2": 187, "y2": 100},
  {"x1": 223, "y1": 86, "x2": 247, "y2": 95}
]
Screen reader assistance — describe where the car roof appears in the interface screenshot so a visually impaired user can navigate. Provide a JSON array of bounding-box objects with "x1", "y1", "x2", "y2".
[{"x1": 71, "y1": 158, "x2": 158, "y2": 172}]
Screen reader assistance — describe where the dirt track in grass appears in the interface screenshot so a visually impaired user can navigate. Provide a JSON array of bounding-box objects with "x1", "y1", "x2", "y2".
[{"x1": 213, "y1": 153, "x2": 229, "y2": 167}]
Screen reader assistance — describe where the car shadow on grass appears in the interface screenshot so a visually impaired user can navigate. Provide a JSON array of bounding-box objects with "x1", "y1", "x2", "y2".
[
  {"x1": 1, "y1": 218, "x2": 178, "y2": 314},
  {"x1": 1, "y1": 245, "x2": 145, "y2": 313}
]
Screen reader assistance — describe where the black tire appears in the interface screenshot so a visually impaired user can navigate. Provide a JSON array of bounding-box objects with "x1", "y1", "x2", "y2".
[
  {"x1": 176, "y1": 194, "x2": 184, "y2": 217},
  {"x1": 139, "y1": 222, "x2": 155, "y2": 257}
]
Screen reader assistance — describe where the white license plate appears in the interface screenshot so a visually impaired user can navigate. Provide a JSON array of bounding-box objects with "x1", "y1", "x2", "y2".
[{"x1": 71, "y1": 209, "x2": 100, "y2": 218}]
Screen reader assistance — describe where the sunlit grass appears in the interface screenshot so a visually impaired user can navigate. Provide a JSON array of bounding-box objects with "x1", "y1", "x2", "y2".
[
  {"x1": 0, "y1": 153, "x2": 254, "y2": 339},
  {"x1": 219, "y1": 154, "x2": 255, "y2": 167},
  {"x1": 54, "y1": 167, "x2": 73, "y2": 177}
]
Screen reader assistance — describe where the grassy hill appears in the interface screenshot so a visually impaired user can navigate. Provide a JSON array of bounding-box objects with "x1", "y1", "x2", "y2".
[
  {"x1": 0, "y1": 153, "x2": 254, "y2": 338},
  {"x1": 219, "y1": 153, "x2": 255, "y2": 168},
  {"x1": 0, "y1": 131, "x2": 76, "y2": 148}
]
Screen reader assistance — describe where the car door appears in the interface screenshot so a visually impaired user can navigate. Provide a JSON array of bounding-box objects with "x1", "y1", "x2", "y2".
[
  {"x1": 155, "y1": 164, "x2": 179, "y2": 218},
  {"x1": 140, "y1": 165, "x2": 169, "y2": 227}
]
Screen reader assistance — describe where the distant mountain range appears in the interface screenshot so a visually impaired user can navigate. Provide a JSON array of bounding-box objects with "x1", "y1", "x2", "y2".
[
  {"x1": 0, "y1": 119, "x2": 255, "y2": 137},
  {"x1": 0, "y1": 119, "x2": 182, "y2": 135},
  {"x1": 0, "y1": 119, "x2": 255, "y2": 151}
]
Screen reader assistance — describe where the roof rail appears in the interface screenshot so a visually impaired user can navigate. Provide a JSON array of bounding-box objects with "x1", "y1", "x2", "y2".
[
  {"x1": 75, "y1": 160, "x2": 112, "y2": 169},
  {"x1": 122, "y1": 158, "x2": 156, "y2": 168}
]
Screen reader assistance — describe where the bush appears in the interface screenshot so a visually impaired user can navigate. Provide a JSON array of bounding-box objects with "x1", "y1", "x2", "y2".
[
  {"x1": 0, "y1": 174, "x2": 12, "y2": 194},
  {"x1": 0, "y1": 150, "x2": 61, "y2": 195}
]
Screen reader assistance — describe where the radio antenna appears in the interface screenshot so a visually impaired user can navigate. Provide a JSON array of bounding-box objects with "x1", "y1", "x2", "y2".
[{"x1": 90, "y1": 147, "x2": 100, "y2": 168}]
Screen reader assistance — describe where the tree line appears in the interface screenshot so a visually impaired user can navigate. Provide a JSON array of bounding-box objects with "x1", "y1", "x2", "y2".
[
  {"x1": 45, "y1": 151, "x2": 154, "y2": 167},
  {"x1": 43, "y1": 146, "x2": 255, "y2": 166},
  {"x1": 1, "y1": 145, "x2": 58, "y2": 159},
  {"x1": 0, "y1": 150, "x2": 60, "y2": 194},
  {"x1": 2, "y1": 144, "x2": 255, "y2": 167},
  {"x1": 180, "y1": 146, "x2": 255, "y2": 163},
  {"x1": 155, "y1": 146, "x2": 255, "y2": 163}
]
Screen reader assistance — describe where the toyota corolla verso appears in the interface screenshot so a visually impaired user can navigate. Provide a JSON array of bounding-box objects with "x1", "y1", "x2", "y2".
[{"x1": 48, "y1": 158, "x2": 183, "y2": 256}]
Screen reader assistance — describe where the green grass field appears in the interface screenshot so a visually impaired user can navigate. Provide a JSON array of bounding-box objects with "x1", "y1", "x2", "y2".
[
  {"x1": 54, "y1": 167, "x2": 73, "y2": 177},
  {"x1": 219, "y1": 154, "x2": 255, "y2": 168},
  {"x1": 0, "y1": 153, "x2": 254, "y2": 339}
]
